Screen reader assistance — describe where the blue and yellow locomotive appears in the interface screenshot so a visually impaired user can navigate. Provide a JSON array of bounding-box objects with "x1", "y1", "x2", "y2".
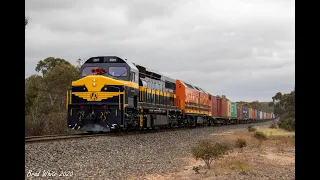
[{"x1": 66, "y1": 56, "x2": 180, "y2": 132}]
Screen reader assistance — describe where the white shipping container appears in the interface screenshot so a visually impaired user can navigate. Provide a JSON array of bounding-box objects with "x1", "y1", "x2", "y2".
[{"x1": 260, "y1": 111, "x2": 263, "y2": 120}]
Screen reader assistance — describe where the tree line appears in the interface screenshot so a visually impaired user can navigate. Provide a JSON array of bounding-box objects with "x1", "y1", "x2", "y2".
[
  {"x1": 269, "y1": 89, "x2": 295, "y2": 131},
  {"x1": 25, "y1": 57, "x2": 81, "y2": 136}
]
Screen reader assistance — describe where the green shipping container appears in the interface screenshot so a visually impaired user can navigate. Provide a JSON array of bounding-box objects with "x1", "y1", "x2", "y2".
[{"x1": 231, "y1": 102, "x2": 238, "y2": 118}]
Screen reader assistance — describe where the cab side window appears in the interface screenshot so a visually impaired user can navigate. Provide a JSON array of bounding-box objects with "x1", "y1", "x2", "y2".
[
  {"x1": 134, "y1": 72, "x2": 139, "y2": 82},
  {"x1": 130, "y1": 72, "x2": 134, "y2": 82}
]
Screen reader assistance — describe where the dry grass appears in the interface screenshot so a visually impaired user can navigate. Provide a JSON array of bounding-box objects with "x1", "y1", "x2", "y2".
[
  {"x1": 255, "y1": 128, "x2": 295, "y2": 149},
  {"x1": 217, "y1": 128, "x2": 295, "y2": 149},
  {"x1": 139, "y1": 127, "x2": 295, "y2": 180},
  {"x1": 213, "y1": 155, "x2": 251, "y2": 175},
  {"x1": 257, "y1": 127, "x2": 295, "y2": 137}
]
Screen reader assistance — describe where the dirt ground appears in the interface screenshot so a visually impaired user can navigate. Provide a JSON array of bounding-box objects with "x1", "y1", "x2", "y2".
[{"x1": 140, "y1": 126, "x2": 295, "y2": 180}]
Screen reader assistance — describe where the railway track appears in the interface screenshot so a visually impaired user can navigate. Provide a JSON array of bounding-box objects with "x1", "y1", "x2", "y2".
[
  {"x1": 25, "y1": 130, "x2": 160, "y2": 143},
  {"x1": 24, "y1": 128, "x2": 177, "y2": 143},
  {"x1": 25, "y1": 133, "x2": 102, "y2": 143},
  {"x1": 25, "y1": 119, "x2": 277, "y2": 143}
]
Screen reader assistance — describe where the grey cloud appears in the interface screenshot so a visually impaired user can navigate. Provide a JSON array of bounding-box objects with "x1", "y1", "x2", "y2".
[
  {"x1": 26, "y1": 0, "x2": 78, "y2": 12},
  {"x1": 25, "y1": 0, "x2": 295, "y2": 102},
  {"x1": 123, "y1": 0, "x2": 182, "y2": 22}
]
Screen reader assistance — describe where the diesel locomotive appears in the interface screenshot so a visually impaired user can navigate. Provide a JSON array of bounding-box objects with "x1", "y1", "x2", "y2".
[{"x1": 66, "y1": 56, "x2": 274, "y2": 132}]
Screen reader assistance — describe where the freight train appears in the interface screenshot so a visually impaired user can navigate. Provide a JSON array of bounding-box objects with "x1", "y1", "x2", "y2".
[{"x1": 66, "y1": 56, "x2": 275, "y2": 132}]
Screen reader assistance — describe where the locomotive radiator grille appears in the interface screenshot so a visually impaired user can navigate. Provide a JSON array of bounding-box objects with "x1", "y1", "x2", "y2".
[{"x1": 72, "y1": 91, "x2": 124, "y2": 102}]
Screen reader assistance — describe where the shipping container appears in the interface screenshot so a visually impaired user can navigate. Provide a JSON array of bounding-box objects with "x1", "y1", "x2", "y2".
[
  {"x1": 263, "y1": 112, "x2": 266, "y2": 119},
  {"x1": 257, "y1": 110, "x2": 260, "y2": 120},
  {"x1": 217, "y1": 98, "x2": 227, "y2": 117},
  {"x1": 231, "y1": 102, "x2": 237, "y2": 118},
  {"x1": 237, "y1": 104, "x2": 243, "y2": 119},
  {"x1": 255, "y1": 109, "x2": 257, "y2": 119},
  {"x1": 211, "y1": 95, "x2": 218, "y2": 117},
  {"x1": 248, "y1": 108, "x2": 253, "y2": 119},
  {"x1": 252, "y1": 108, "x2": 256, "y2": 119},
  {"x1": 226, "y1": 100, "x2": 231, "y2": 118},
  {"x1": 260, "y1": 111, "x2": 263, "y2": 120},
  {"x1": 242, "y1": 106, "x2": 249, "y2": 119}
]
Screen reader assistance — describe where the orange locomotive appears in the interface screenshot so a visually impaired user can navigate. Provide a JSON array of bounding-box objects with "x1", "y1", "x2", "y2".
[{"x1": 175, "y1": 80, "x2": 213, "y2": 126}]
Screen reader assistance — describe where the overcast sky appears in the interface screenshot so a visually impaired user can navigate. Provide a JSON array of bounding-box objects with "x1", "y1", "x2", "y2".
[{"x1": 25, "y1": 0, "x2": 295, "y2": 102}]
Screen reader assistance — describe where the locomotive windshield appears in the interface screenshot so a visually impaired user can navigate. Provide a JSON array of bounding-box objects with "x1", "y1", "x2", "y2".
[
  {"x1": 108, "y1": 67, "x2": 128, "y2": 77},
  {"x1": 81, "y1": 66, "x2": 128, "y2": 78},
  {"x1": 82, "y1": 66, "x2": 100, "y2": 76}
]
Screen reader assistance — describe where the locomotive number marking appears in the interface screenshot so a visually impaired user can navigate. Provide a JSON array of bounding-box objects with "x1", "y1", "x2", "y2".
[{"x1": 90, "y1": 92, "x2": 98, "y2": 100}]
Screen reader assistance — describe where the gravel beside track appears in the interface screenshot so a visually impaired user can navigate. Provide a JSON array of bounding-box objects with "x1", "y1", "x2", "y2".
[{"x1": 25, "y1": 121, "x2": 275, "y2": 179}]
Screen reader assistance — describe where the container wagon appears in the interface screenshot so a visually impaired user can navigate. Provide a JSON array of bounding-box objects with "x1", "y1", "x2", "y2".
[
  {"x1": 230, "y1": 102, "x2": 238, "y2": 124},
  {"x1": 237, "y1": 104, "x2": 243, "y2": 123},
  {"x1": 216, "y1": 98, "x2": 227, "y2": 124},
  {"x1": 248, "y1": 108, "x2": 253, "y2": 122},
  {"x1": 242, "y1": 106, "x2": 249, "y2": 123},
  {"x1": 226, "y1": 100, "x2": 231, "y2": 122},
  {"x1": 211, "y1": 95, "x2": 218, "y2": 118},
  {"x1": 252, "y1": 109, "x2": 257, "y2": 121},
  {"x1": 257, "y1": 110, "x2": 260, "y2": 120},
  {"x1": 259, "y1": 111, "x2": 263, "y2": 120}
]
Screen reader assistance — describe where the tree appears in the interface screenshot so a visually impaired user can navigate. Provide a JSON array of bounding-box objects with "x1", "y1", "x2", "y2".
[
  {"x1": 42, "y1": 63, "x2": 80, "y2": 106},
  {"x1": 269, "y1": 91, "x2": 294, "y2": 117},
  {"x1": 25, "y1": 75, "x2": 43, "y2": 114},
  {"x1": 35, "y1": 57, "x2": 72, "y2": 76}
]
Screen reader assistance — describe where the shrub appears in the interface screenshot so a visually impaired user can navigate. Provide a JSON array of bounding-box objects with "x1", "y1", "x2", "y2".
[
  {"x1": 278, "y1": 115, "x2": 295, "y2": 131},
  {"x1": 253, "y1": 131, "x2": 268, "y2": 141},
  {"x1": 247, "y1": 125, "x2": 257, "y2": 132},
  {"x1": 269, "y1": 122, "x2": 278, "y2": 129},
  {"x1": 191, "y1": 140, "x2": 231, "y2": 169},
  {"x1": 25, "y1": 112, "x2": 74, "y2": 136},
  {"x1": 235, "y1": 138, "x2": 247, "y2": 148},
  {"x1": 192, "y1": 166, "x2": 200, "y2": 174}
]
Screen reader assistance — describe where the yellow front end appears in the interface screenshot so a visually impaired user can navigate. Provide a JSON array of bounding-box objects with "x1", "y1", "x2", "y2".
[
  {"x1": 72, "y1": 75, "x2": 137, "y2": 98},
  {"x1": 66, "y1": 75, "x2": 138, "y2": 132}
]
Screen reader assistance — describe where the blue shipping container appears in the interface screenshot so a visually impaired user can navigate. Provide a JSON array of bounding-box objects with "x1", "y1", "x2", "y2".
[
  {"x1": 257, "y1": 110, "x2": 260, "y2": 120},
  {"x1": 242, "y1": 106, "x2": 249, "y2": 119}
]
